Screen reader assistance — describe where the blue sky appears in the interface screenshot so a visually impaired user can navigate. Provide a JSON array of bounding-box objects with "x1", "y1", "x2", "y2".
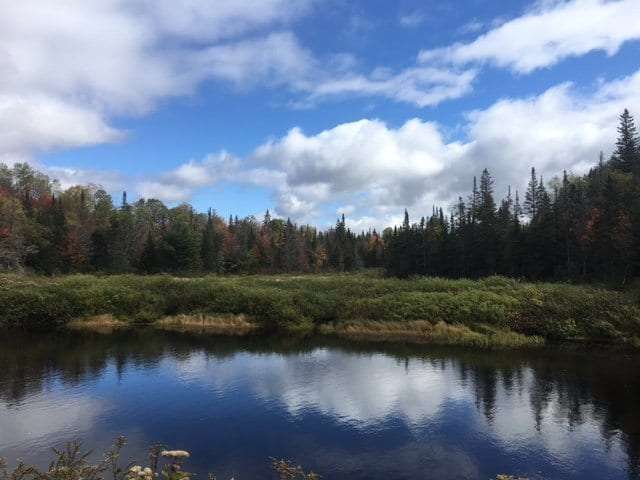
[{"x1": 2, "y1": 0, "x2": 640, "y2": 229}]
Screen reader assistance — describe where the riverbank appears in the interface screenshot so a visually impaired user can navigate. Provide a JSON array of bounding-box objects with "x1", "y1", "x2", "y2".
[{"x1": 1, "y1": 273, "x2": 639, "y2": 349}]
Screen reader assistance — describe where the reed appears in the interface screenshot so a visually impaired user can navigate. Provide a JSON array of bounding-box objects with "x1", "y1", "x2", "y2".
[{"x1": 154, "y1": 313, "x2": 259, "y2": 336}]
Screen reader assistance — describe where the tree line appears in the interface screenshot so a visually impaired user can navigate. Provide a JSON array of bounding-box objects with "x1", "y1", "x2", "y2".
[
  {"x1": 0, "y1": 171, "x2": 373, "y2": 275},
  {"x1": 385, "y1": 109, "x2": 640, "y2": 284},
  {"x1": 0, "y1": 109, "x2": 638, "y2": 283}
]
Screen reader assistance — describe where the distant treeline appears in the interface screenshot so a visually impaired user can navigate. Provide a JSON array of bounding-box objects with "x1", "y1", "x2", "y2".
[{"x1": 0, "y1": 110, "x2": 638, "y2": 283}]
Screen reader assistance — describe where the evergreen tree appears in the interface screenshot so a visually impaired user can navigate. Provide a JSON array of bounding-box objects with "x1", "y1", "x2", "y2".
[
  {"x1": 524, "y1": 167, "x2": 538, "y2": 219},
  {"x1": 139, "y1": 232, "x2": 160, "y2": 273},
  {"x1": 163, "y1": 220, "x2": 202, "y2": 273},
  {"x1": 611, "y1": 109, "x2": 639, "y2": 174},
  {"x1": 201, "y1": 209, "x2": 223, "y2": 273},
  {"x1": 476, "y1": 169, "x2": 498, "y2": 275}
]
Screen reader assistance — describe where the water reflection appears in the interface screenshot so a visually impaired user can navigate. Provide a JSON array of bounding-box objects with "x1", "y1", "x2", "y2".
[{"x1": 0, "y1": 331, "x2": 638, "y2": 479}]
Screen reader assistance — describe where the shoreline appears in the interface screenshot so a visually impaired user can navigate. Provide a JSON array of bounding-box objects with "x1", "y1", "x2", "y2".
[{"x1": 63, "y1": 314, "x2": 639, "y2": 351}]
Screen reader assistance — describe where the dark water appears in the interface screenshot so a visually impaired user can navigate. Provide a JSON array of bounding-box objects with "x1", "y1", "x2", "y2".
[{"x1": 0, "y1": 332, "x2": 639, "y2": 479}]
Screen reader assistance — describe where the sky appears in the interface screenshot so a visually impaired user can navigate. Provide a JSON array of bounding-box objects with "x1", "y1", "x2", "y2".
[{"x1": 1, "y1": 0, "x2": 640, "y2": 230}]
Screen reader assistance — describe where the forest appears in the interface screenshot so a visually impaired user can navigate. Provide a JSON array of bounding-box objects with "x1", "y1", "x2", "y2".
[{"x1": 1, "y1": 110, "x2": 639, "y2": 285}]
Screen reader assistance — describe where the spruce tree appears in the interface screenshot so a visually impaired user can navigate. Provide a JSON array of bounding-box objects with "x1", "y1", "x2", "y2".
[
  {"x1": 611, "y1": 109, "x2": 639, "y2": 174},
  {"x1": 524, "y1": 167, "x2": 538, "y2": 219},
  {"x1": 201, "y1": 209, "x2": 221, "y2": 273},
  {"x1": 476, "y1": 169, "x2": 497, "y2": 275}
]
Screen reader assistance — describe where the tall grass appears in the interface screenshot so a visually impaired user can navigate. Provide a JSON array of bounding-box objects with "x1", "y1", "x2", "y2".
[
  {"x1": 1, "y1": 273, "x2": 639, "y2": 346},
  {"x1": 319, "y1": 320, "x2": 544, "y2": 348}
]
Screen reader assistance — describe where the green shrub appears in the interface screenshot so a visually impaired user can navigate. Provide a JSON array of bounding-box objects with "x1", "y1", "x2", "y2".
[{"x1": 1, "y1": 273, "x2": 639, "y2": 345}]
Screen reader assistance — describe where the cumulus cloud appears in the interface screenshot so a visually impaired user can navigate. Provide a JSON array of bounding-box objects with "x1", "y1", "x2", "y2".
[
  {"x1": 0, "y1": 94, "x2": 121, "y2": 157},
  {"x1": 247, "y1": 118, "x2": 462, "y2": 222},
  {"x1": 419, "y1": 0, "x2": 640, "y2": 73},
  {"x1": 148, "y1": 69, "x2": 640, "y2": 228},
  {"x1": 0, "y1": 0, "x2": 479, "y2": 174},
  {"x1": 0, "y1": 1, "x2": 315, "y2": 165},
  {"x1": 137, "y1": 152, "x2": 238, "y2": 202},
  {"x1": 47, "y1": 166, "x2": 127, "y2": 192}
]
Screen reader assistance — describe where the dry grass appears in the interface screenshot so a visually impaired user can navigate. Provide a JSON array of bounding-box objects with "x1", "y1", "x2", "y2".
[
  {"x1": 319, "y1": 320, "x2": 544, "y2": 349},
  {"x1": 154, "y1": 314, "x2": 259, "y2": 336},
  {"x1": 319, "y1": 320, "x2": 433, "y2": 340},
  {"x1": 66, "y1": 315, "x2": 128, "y2": 334}
]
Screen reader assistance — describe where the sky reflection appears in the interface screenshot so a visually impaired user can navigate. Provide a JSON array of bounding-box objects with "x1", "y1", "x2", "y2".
[{"x1": 0, "y1": 332, "x2": 637, "y2": 479}]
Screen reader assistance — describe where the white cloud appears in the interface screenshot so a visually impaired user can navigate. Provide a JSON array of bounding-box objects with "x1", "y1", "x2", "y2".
[
  {"x1": 461, "y1": 69, "x2": 640, "y2": 193},
  {"x1": 248, "y1": 117, "x2": 463, "y2": 222},
  {"x1": 47, "y1": 166, "x2": 127, "y2": 192},
  {"x1": 141, "y1": 0, "x2": 314, "y2": 41},
  {"x1": 419, "y1": 0, "x2": 640, "y2": 73},
  {"x1": 187, "y1": 32, "x2": 316, "y2": 90},
  {"x1": 0, "y1": 0, "x2": 479, "y2": 173},
  {"x1": 136, "y1": 152, "x2": 238, "y2": 202},
  {"x1": 0, "y1": 94, "x2": 121, "y2": 156},
  {"x1": 147, "y1": 69, "x2": 640, "y2": 229},
  {"x1": 307, "y1": 66, "x2": 477, "y2": 108},
  {"x1": 2, "y1": 0, "x2": 386, "y2": 179},
  {"x1": 0, "y1": 0, "x2": 317, "y2": 165}
]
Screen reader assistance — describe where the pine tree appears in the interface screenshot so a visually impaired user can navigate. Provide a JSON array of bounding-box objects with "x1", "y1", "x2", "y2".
[
  {"x1": 477, "y1": 169, "x2": 496, "y2": 223},
  {"x1": 201, "y1": 209, "x2": 222, "y2": 273},
  {"x1": 476, "y1": 169, "x2": 497, "y2": 275},
  {"x1": 524, "y1": 167, "x2": 538, "y2": 219},
  {"x1": 611, "y1": 109, "x2": 639, "y2": 174},
  {"x1": 514, "y1": 190, "x2": 522, "y2": 221},
  {"x1": 469, "y1": 176, "x2": 480, "y2": 223}
]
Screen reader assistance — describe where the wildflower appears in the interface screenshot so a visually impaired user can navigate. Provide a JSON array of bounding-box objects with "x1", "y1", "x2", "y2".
[
  {"x1": 127, "y1": 465, "x2": 154, "y2": 480},
  {"x1": 160, "y1": 450, "x2": 190, "y2": 459}
]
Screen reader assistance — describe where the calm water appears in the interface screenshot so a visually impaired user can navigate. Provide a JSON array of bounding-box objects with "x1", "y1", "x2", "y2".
[{"x1": 0, "y1": 332, "x2": 639, "y2": 479}]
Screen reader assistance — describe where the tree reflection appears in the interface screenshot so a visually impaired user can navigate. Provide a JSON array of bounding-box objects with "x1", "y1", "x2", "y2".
[{"x1": 0, "y1": 332, "x2": 638, "y2": 477}]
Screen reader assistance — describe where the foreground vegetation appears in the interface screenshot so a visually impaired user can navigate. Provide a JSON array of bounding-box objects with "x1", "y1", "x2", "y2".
[
  {"x1": 2, "y1": 273, "x2": 639, "y2": 348},
  {"x1": 0, "y1": 438, "x2": 526, "y2": 480},
  {"x1": 0, "y1": 438, "x2": 321, "y2": 480}
]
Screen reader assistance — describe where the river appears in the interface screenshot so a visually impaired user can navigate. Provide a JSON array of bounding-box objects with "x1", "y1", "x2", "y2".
[{"x1": 0, "y1": 331, "x2": 638, "y2": 479}]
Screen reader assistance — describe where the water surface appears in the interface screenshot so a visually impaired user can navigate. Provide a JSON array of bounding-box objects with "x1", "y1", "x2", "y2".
[{"x1": 0, "y1": 331, "x2": 638, "y2": 479}]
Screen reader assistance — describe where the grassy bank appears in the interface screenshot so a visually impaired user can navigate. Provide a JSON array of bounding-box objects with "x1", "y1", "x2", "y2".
[{"x1": 1, "y1": 273, "x2": 639, "y2": 348}]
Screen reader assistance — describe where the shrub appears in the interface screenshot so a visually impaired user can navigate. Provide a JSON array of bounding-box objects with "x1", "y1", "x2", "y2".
[{"x1": 1, "y1": 273, "x2": 639, "y2": 346}]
